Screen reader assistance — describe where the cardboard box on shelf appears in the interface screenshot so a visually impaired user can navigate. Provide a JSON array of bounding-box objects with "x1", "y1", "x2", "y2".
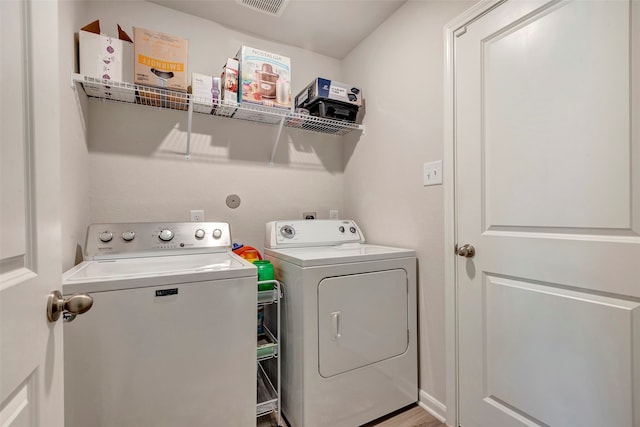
[
  {"x1": 137, "y1": 87, "x2": 189, "y2": 111},
  {"x1": 133, "y1": 27, "x2": 188, "y2": 92},
  {"x1": 78, "y1": 20, "x2": 135, "y2": 102},
  {"x1": 216, "y1": 58, "x2": 238, "y2": 118},
  {"x1": 295, "y1": 78, "x2": 362, "y2": 109},
  {"x1": 236, "y1": 45, "x2": 291, "y2": 111},
  {"x1": 191, "y1": 73, "x2": 220, "y2": 114}
]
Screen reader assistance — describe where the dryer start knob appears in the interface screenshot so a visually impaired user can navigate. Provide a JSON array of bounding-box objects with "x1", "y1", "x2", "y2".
[
  {"x1": 280, "y1": 225, "x2": 295, "y2": 239},
  {"x1": 159, "y1": 229, "x2": 174, "y2": 241},
  {"x1": 212, "y1": 229, "x2": 222, "y2": 239}
]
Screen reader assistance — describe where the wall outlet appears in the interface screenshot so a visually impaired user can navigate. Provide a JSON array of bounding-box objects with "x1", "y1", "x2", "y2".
[
  {"x1": 329, "y1": 210, "x2": 339, "y2": 220},
  {"x1": 303, "y1": 211, "x2": 317, "y2": 220},
  {"x1": 190, "y1": 209, "x2": 205, "y2": 222},
  {"x1": 424, "y1": 160, "x2": 443, "y2": 186}
]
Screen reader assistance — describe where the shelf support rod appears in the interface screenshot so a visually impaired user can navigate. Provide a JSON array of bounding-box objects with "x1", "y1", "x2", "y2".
[
  {"x1": 186, "y1": 95, "x2": 193, "y2": 160},
  {"x1": 270, "y1": 116, "x2": 286, "y2": 167}
]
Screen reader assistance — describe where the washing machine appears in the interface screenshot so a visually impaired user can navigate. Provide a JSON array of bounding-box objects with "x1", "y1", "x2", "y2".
[
  {"x1": 62, "y1": 222, "x2": 257, "y2": 427},
  {"x1": 264, "y1": 220, "x2": 417, "y2": 427}
]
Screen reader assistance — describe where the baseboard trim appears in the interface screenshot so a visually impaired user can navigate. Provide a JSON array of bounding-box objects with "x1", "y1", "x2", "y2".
[{"x1": 418, "y1": 389, "x2": 447, "y2": 424}]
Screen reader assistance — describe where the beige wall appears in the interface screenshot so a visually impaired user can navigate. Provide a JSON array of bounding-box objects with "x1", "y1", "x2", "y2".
[
  {"x1": 60, "y1": 0, "x2": 90, "y2": 271},
  {"x1": 342, "y1": 0, "x2": 474, "y2": 412},
  {"x1": 61, "y1": 1, "x2": 347, "y2": 263}
]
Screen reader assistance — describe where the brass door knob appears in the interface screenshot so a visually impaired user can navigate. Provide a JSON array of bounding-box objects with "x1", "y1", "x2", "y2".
[
  {"x1": 47, "y1": 290, "x2": 93, "y2": 322},
  {"x1": 456, "y1": 244, "x2": 476, "y2": 258}
]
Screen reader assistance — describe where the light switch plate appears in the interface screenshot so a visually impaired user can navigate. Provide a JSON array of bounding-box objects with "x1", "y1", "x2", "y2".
[{"x1": 424, "y1": 160, "x2": 443, "y2": 186}]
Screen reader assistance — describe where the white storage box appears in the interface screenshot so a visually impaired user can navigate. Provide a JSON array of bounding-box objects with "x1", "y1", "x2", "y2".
[
  {"x1": 236, "y1": 45, "x2": 291, "y2": 111},
  {"x1": 191, "y1": 73, "x2": 220, "y2": 114},
  {"x1": 78, "y1": 20, "x2": 135, "y2": 102},
  {"x1": 217, "y1": 58, "x2": 239, "y2": 118}
]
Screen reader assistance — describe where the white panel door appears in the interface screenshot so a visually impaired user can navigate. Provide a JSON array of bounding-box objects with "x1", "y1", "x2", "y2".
[
  {"x1": 0, "y1": 1, "x2": 64, "y2": 426},
  {"x1": 454, "y1": 1, "x2": 640, "y2": 426}
]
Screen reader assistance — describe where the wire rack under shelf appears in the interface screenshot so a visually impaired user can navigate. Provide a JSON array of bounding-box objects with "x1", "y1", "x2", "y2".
[{"x1": 72, "y1": 73, "x2": 364, "y2": 137}]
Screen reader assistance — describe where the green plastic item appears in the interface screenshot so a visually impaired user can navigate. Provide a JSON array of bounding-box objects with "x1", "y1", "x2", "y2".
[
  {"x1": 254, "y1": 260, "x2": 274, "y2": 290},
  {"x1": 257, "y1": 334, "x2": 277, "y2": 358}
]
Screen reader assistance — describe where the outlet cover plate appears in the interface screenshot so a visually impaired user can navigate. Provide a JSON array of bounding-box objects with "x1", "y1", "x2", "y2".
[{"x1": 190, "y1": 210, "x2": 205, "y2": 222}]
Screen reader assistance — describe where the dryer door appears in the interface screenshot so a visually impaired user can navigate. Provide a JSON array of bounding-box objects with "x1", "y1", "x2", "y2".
[{"x1": 318, "y1": 269, "x2": 408, "y2": 378}]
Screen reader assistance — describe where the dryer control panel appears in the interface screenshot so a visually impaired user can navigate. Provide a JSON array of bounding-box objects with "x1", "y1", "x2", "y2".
[{"x1": 265, "y1": 220, "x2": 365, "y2": 248}]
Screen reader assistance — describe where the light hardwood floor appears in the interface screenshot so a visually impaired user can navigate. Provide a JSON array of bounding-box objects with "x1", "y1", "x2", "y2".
[{"x1": 257, "y1": 404, "x2": 445, "y2": 427}]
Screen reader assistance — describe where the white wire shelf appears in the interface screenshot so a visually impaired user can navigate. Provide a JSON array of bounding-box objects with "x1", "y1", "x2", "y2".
[
  {"x1": 72, "y1": 73, "x2": 364, "y2": 137},
  {"x1": 257, "y1": 362, "x2": 278, "y2": 417}
]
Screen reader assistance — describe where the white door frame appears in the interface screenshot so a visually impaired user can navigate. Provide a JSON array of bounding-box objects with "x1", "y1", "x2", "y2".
[{"x1": 443, "y1": 2, "x2": 505, "y2": 426}]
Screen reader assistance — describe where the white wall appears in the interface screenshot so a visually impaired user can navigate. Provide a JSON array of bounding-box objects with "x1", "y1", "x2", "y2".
[
  {"x1": 342, "y1": 0, "x2": 474, "y2": 414},
  {"x1": 71, "y1": 1, "x2": 347, "y2": 257},
  {"x1": 59, "y1": 1, "x2": 90, "y2": 271}
]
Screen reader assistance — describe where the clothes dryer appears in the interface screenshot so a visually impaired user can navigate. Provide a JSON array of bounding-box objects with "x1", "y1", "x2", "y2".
[{"x1": 264, "y1": 220, "x2": 417, "y2": 427}]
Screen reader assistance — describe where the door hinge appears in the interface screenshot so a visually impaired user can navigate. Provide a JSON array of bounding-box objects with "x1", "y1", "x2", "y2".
[{"x1": 454, "y1": 26, "x2": 468, "y2": 37}]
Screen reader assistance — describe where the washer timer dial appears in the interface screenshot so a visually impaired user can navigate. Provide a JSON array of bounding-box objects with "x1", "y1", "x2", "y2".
[{"x1": 158, "y1": 229, "x2": 174, "y2": 242}]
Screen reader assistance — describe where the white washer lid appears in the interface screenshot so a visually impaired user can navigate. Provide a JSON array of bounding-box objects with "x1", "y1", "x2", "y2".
[
  {"x1": 63, "y1": 252, "x2": 256, "y2": 294},
  {"x1": 264, "y1": 243, "x2": 415, "y2": 267}
]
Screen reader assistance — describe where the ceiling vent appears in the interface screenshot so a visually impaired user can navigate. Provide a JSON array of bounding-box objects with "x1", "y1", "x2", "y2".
[{"x1": 234, "y1": 0, "x2": 290, "y2": 17}]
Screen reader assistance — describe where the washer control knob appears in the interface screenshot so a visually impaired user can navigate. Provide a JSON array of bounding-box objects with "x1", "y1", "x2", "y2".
[
  {"x1": 212, "y1": 229, "x2": 222, "y2": 239},
  {"x1": 195, "y1": 229, "x2": 206, "y2": 239},
  {"x1": 121, "y1": 231, "x2": 135, "y2": 241},
  {"x1": 280, "y1": 225, "x2": 295, "y2": 239},
  {"x1": 99, "y1": 231, "x2": 113, "y2": 243},
  {"x1": 339, "y1": 226, "x2": 345, "y2": 233},
  {"x1": 158, "y1": 229, "x2": 174, "y2": 241},
  {"x1": 349, "y1": 226, "x2": 357, "y2": 233}
]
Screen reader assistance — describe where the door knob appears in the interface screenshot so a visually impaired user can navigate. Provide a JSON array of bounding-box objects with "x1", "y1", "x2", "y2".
[
  {"x1": 47, "y1": 290, "x2": 93, "y2": 322},
  {"x1": 456, "y1": 244, "x2": 476, "y2": 258}
]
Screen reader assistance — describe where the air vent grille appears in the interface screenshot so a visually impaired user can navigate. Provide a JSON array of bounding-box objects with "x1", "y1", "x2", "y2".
[{"x1": 234, "y1": 0, "x2": 290, "y2": 17}]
